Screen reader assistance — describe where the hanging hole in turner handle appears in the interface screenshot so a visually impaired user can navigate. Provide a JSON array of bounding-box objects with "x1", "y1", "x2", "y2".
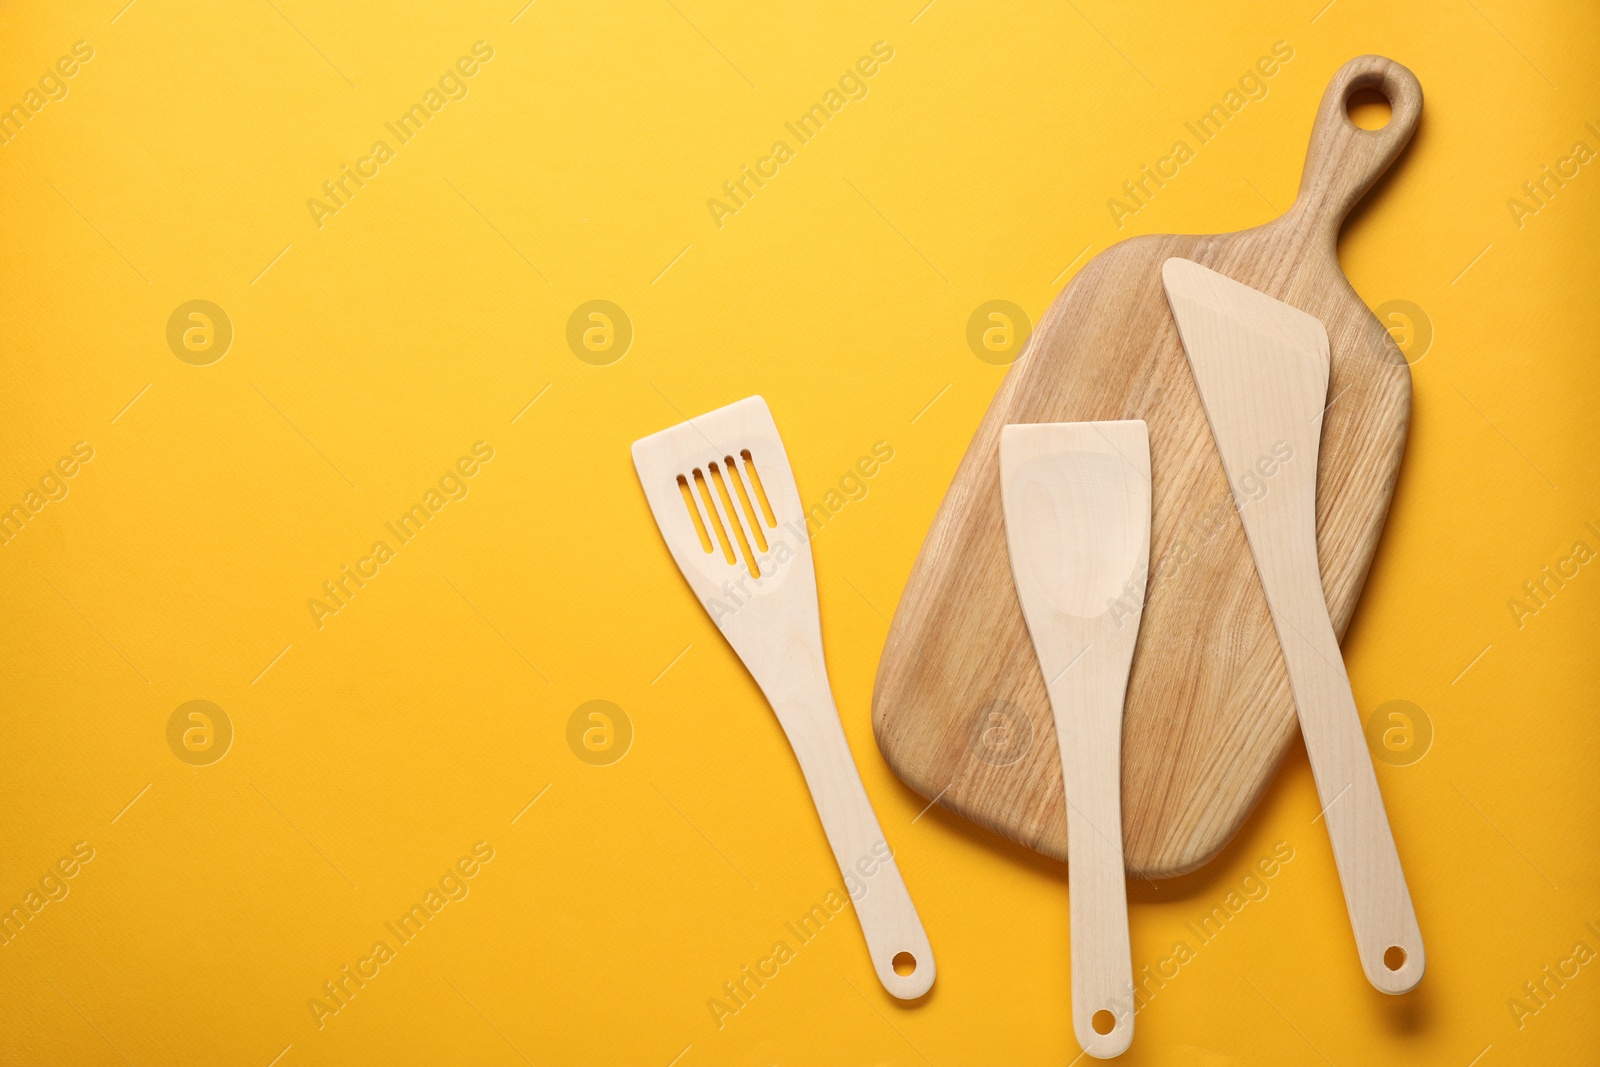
[{"x1": 1291, "y1": 55, "x2": 1423, "y2": 239}]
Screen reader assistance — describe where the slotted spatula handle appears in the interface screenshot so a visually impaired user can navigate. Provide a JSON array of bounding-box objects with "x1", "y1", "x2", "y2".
[{"x1": 771, "y1": 654, "x2": 936, "y2": 1000}]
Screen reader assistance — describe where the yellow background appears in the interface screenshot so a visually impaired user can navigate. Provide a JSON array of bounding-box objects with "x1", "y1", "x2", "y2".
[{"x1": 1, "y1": 0, "x2": 1596, "y2": 1064}]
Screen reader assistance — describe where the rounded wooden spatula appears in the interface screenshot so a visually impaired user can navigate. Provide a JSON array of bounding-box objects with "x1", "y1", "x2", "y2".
[
  {"x1": 1001, "y1": 421, "x2": 1152, "y2": 1055},
  {"x1": 873, "y1": 56, "x2": 1423, "y2": 878}
]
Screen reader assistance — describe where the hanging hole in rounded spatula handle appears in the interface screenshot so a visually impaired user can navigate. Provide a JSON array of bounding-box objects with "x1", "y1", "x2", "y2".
[
  {"x1": 1289, "y1": 55, "x2": 1423, "y2": 242},
  {"x1": 1077, "y1": 1001, "x2": 1132, "y2": 1059}
]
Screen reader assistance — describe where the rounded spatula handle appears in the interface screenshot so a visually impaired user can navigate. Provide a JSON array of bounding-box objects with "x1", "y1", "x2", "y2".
[{"x1": 1052, "y1": 660, "x2": 1136, "y2": 1058}]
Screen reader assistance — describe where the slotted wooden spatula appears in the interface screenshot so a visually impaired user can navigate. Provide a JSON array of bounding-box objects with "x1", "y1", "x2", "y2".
[
  {"x1": 874, "y1": 55, "x2": 1423, "y2": 878},
  {"x1": 633, "y1": 395, "x2": 935, "y2": 999},
  {"x1": 1162, "y1": 258, "x2": 1423, "y2": 993},
  {"x1": 1001, "y1": 421, "x2": 1150, "y2": 1058}
]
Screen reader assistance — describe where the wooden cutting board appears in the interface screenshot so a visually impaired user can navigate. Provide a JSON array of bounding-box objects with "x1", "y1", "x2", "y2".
[{"x1": 872, "y1": 55, "x2": 1422, "y2": 878}]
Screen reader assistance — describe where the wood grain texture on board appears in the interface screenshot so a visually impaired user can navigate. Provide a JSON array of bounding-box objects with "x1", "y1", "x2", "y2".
[{"x1": 872, "y1": 55, "x2": 1423, "y2": 878}]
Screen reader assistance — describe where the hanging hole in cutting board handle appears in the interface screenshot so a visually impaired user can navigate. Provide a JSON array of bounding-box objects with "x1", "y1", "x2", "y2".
[
  {"x1": 1288, "y1": 55, "x2": 1423, "y2": 243},
  {"x1": 1345, "y1": 87, "x2": 1392, "y2": 129}
]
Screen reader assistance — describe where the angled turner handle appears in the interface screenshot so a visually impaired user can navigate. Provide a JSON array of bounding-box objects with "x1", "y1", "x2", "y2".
[
  {"x1": 1161, "y1": 258, "x2": 1424, "y2": 994},
  {"x1": 631, "y1": 396, "x2": 934, "y2": 999},
  {"x1": 1001, "y1": 421, "x2": 1150, "y2": 1057}
]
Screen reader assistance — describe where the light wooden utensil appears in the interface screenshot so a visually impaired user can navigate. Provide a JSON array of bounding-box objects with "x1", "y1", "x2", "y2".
[
  {"x1": 873, "y1": 55, "x2": 1423, "y2": 877},
  {"x1": 632, "y1": 395, "x2": 935, "y2": 999},
  {"x1": 1161, "y1": 256, "x2": 1423, "y2": 994},
  {"x1": 1001, "y1": 421, "x2": 1149, "y2": 1058}
]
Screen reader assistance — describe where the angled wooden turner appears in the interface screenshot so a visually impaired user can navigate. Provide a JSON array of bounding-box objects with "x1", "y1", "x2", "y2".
[
  {"x1": 1162, "y1": 257, "x2": 1423, "y2": 993},
  {"x1": 1001, "y1": 421, "x2": 1150, "y2": 1058},
  {"x1": 632, "y1": 396, "x2": 935, "y2": 999},
  {"x1": 874, "y1": 56, "x2": 1423, "y2": 877}
]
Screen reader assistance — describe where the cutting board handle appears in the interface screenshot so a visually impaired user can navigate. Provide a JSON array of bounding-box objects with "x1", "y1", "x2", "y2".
[{"x1": 1290, "y1": 55, "x2": 1423, "y2": 242}]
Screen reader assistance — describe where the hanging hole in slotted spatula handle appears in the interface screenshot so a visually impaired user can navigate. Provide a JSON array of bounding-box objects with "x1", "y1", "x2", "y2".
[{"x1": 1289, "y1": 55, "x2": 1423, "y2": 243}]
